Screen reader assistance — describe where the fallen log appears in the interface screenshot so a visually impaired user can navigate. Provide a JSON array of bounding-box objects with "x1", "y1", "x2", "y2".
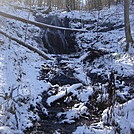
[
  {"x1": 46, "y1": 83, "x2": 82, "y2": 106},
  {"x1": 0, "y1": 30, "x2": 51, "y2": 60},
  {"x1": 0, "y1": 11, "x2": 87, "y2": 32},
  {"x1": 78, "y1": 47, "x2": 110, "y2": 63}
]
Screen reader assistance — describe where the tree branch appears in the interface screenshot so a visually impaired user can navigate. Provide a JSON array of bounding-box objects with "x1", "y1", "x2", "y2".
[
  {"x1": 0, "y1": 30, "x2": 51, "y2": 60},
  {"x1": 0, "y1": 11, "x2": 87, "y2": 32}
]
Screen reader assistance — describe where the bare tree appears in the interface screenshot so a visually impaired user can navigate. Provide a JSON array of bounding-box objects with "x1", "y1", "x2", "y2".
[
  {"x1": 38, "y1": 0, "x2": 43, "y2": 7},
  {"x1": 66, "y1": 0, "x2": 76, "y2": 11},
  {"x1": 124, "y1": 0, "x2": 133, "y2": 51}
]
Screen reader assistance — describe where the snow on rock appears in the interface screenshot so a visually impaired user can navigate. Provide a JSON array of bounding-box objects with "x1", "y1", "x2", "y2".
[
  {"x1": 73, "y1": 125, "x2": 113, "y2": 134},
  {"x1": 74, "y1": 66, "x2": 91, "y2": 85},
  {"x1": 57, "y1": 103, "x2": 89, "y2": 124},
  {"x1": 102, "y1": 99, "x2": 134, "y2": 134},
  {"x1": 78, "y1": 86, "x2": 93, "y2": 102},
  {"x1": 0, "y1": 126, "x2": 23, "y2": 134},
  {"x1": 47, "y1": 83, "x2": 82, "y2": 106},
  {"x1": 0, "y1": 2, "x2": 134, "y2": 134},
  {"x1": 90, "y1": 52, "x2": 134, "y2": 77},
  {"x1": 78, "y1": 52, "x2": 90, "y2": 62}
]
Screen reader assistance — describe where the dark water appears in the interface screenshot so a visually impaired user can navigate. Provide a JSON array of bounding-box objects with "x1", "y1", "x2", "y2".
[{"x1": 35, "y1": 15, "x2": 77, "y2": 54}]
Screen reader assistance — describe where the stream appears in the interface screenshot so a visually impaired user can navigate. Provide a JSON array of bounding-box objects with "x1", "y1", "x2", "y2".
[{"x1": 24, "y1": 14, "x2": 134, "y2": 134}]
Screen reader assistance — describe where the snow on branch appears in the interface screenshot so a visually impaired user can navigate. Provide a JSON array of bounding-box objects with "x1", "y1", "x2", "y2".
[
  {"x1": 47, "y1": 83, "x2": 83, "y2": 106},
  {"x1": 0, "y1": 30, "x2": 51, "y2": 60},
  {"x1": 0, "y1": 11, "x2": 87, "y2": 32}
]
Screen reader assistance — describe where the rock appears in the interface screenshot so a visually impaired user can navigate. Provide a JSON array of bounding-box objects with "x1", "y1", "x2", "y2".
[
  {"x1": 87, "y1": 72, "x2": 108, "y2": 84},
  {"x1": 50, "y1": 73, "x2": 80, "y2": 86},
  {"x1": 35, "y1": 15, "x2": 77, "y2": 54}
]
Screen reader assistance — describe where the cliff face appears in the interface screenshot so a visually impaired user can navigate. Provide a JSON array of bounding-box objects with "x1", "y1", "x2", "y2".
[{"x1": 35, "y1": 15, "x2": 77, "y2": 54}]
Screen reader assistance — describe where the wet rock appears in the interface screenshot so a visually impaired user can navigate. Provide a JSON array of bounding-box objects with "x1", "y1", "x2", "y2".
[
  {"x1": 50, "y1": 73, "x2": 80, "y2": 86},
  {"x1": 83, "y1": 47, "x2": 109, "y2": 62},
  {"x1": 39, "y1": 63, "x2": 80, "y2": 86},
  {"x1": 87, "y1": 72, "x2": 108, "y2": 84},
  {"x1": 35, "y1": 15, "x2": 77, "y2": 54}
]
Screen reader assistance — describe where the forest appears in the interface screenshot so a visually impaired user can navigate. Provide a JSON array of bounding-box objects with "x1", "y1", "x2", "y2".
[{"x1": 0, "y1": 0, "x2": 134, "y2": 134}]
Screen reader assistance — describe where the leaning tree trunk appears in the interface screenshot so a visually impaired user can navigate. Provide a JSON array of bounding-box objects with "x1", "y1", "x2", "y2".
[
  {"x1": 0, "y1": 11, "x2": 86, "y2": 32},
  {"x1": 124, "y1": 0, "x2": 133, "y2": 51},
  {"x1": 0, "y1": 30, "x2": 51, "y2": 60}
]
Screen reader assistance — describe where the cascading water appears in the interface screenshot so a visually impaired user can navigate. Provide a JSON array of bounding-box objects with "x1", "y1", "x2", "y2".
[{"x1": 35, "y1": 15, "x2": 77, "y2": 54}]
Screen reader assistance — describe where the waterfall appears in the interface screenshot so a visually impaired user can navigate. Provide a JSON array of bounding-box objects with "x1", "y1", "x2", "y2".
[{"x1": 35, "y1": 15, "x2": 77, "y2": 54}]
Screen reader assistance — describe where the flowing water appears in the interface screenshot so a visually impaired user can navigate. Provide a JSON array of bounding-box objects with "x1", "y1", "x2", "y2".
[{"x1": 35, "y1": 15, "x2": 77, "y2": 54}]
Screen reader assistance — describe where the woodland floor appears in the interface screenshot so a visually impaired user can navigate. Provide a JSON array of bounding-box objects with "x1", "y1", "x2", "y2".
[{"x1": 0, "y1": 2, "x2": 134, "y2": 134}]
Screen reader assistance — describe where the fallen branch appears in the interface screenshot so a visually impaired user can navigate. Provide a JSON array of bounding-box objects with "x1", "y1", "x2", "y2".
[
  {"x1": 0, "y1": 11, "x2": 87, "y2": 32},
  {"x1": 78, "y1": 52, "x2": 91, "y2": 62},
  {"x1": 0, "y1": 30, "x2": 51, "y2": 60},
  {"x1": 47, "y1": 83, "x2": 82, "y2": 106}
]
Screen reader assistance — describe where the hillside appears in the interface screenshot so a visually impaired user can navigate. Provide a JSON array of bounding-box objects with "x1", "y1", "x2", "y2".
[{"x1": 0, "y1": 1, "x2": 134, "y2": 134}]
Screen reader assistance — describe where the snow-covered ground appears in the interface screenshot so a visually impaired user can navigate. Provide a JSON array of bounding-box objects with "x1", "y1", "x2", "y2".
[
  {"x1": 0, "y1": 2, "x2": 52, "y2": 133},
  {"x1": 0, "y1": 1, "x2": 134, "y2": 134}
]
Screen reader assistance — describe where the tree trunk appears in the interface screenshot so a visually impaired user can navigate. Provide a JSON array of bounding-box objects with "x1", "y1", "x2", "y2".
[
  {"x1": 65, "y1": 0, "x2": 75, "y2": 11},
  {"x1": 0, "y1": 11, "x2": 86, "y2": 32},
  {"x1": 0, "y1": 30, "x2": 51, "y2": 60},
  {"x1": 66, "y1": 0, "x2": 71, "y2": 12},
  {"x1": 124, "y1": 0, "x2": 133, "y2": 51},
  {"x1": 38, "y1": 0, "x2": 43, "y2": 7},
  {"x1": 71, "y1": 0, "x2": 75, "y2": 10}
]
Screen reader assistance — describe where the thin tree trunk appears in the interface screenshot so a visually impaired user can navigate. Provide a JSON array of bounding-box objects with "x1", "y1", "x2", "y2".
[
  {"x1": 124, "y1": 0, "x2": 133, "y2": 51},
  {"x1": 38, "y1": 0, "x2": 43, "y2": 7},
  {"x1": 66, "y1": 0, "x2": 71, "y2": 12}
]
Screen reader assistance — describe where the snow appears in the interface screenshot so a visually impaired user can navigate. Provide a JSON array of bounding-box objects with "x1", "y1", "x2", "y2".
[
  {"x1": 78, "y1": 86, "x2": 93, "y2": 102},
  {"x1": 47, "y1": 83, "x2": 82, "y2": 106},
  {"x1": 102, "y1": 99, "x2": 134, "y2": 134},
  {"x1": 0, "y1": 1, "x2": 134, "y2": 134},
  {"x1": 0, "y1": 126, "x2": 23, "y2": 134},
  {"x1": 0, "y1": 3, "x2": 52, "y2": 132},
  {"x1": 74, "y1": 66, "x2": 91, "y2": 85},
  {"x1": 78, "y1": 52, "x2": 90, "y2": 62},
  {"x1": 73, "y1": 125, "x2": 113, "y2": 134},
  {"x1": 73, "y1": 98, "x2": 134, "y2": 134},
  {"x1": 57, "y1": 103, "x2": 89, "y2": 124}
]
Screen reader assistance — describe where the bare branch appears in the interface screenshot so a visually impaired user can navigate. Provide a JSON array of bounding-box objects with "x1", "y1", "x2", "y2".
[
  {"x1": 0, "y1": 30, "x2": 51, "y2": 60},
  {"x1": 0, "y1": 11, "x2": 87, "y2": 32}
]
